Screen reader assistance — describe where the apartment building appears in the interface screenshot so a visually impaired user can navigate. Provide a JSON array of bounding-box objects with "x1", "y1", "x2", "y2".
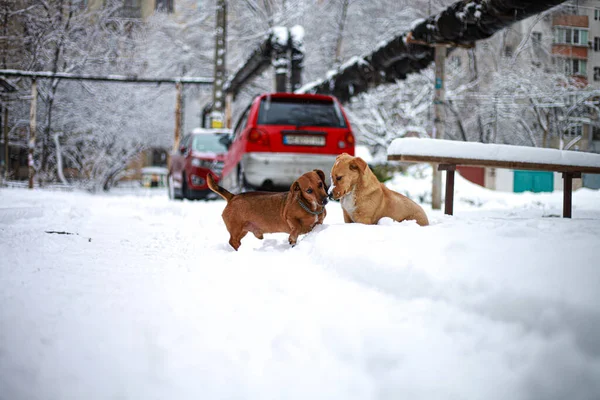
[
  {"x1": 448, "y1": 1, "x2": 600, "y2": 153},
  {"x1": 446, "y1": 1, "x2": 600, "y2": 190},
  {"x1": 521, "y1": 1, "x2": 600, "y2": 153}
]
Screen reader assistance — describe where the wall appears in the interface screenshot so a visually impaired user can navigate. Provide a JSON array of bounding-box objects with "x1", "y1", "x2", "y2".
[{"x1": 493, "y1": 168, "x2": 514, "y2": 192}]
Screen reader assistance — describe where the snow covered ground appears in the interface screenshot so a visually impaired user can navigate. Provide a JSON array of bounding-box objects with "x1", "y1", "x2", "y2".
[{"x1": 1, "y1": 170, "x2": 600, "y2": 400}]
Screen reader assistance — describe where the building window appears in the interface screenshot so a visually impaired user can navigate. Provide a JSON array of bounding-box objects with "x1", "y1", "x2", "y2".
[
  {"x1": 561, "y1": 58, "x2": 587, "y2": 76},
  {"x1": 554, "y1": 27, "x2": 588, "y2": 46},
  {"x1": 566, "y1": 124, "x2": 583, "y2": 136},
  {"x1": 504, "y1": 46, "x2": 513, "y2": 57},
  {"x1": 595, "y1": 37, "x2": 600, "y2": 51},
  {"x1": 593, "y1": 125, "x2": 600, "y2": 140},
  {"x1": 595, "y1": 9, "x2": 600, "y2": 20},
  {"x1": 595, "y1": 67, "x2": 600, "y2": 81},
  {"x1": 155, "y1": 0, "x2": 174, "y2": 12},
  {"x1": 532, "y1": 31, "x2": 542, "y2": 46}
]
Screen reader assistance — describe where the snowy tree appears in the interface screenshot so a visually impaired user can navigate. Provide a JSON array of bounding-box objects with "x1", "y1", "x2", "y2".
[
  {"x1": 0, "y1": 0, "x2": 143, "y2": 187},
  {"x1": 4, "y1": 0, "x2": 596, "y2": 190}
]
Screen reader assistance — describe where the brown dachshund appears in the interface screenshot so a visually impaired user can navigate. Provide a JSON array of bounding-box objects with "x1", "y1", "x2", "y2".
[
  {"x1": 207, "y1": 170, "x2": 329, "y2": 250},
  {"x1": 329, "y1": 153, "x2": 429, "y2": 226}
]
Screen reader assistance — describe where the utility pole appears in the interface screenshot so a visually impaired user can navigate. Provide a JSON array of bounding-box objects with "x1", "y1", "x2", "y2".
[
  {"x1": 432, "y1": 45, "x2": 446, "y2": 210},
  {"x1": 174, "y1": 82, "x2": 183, "y2": 150},
  {"x1": 28, "y1": 78, "x2": 37, "y2": 189},
  {"x1": 212, "y1": 0, "x2": 227, "y2": 129}
]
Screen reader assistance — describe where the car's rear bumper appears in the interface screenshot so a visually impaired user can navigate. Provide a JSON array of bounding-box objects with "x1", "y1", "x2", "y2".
[
  {"x1": 242, "y1": 152, "x2": 338, "y2": 187},
  {"x1": 186, "y1": 188, "x2": 219, "y2": 200}
]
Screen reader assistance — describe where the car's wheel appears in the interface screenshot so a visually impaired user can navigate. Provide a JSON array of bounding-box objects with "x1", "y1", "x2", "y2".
[
  {"x1": 168, "y1": 174, "x2": 182, "y2": 200},
  {"x1": 237, "y1": 166, "x2": 249, "y2": 193},
  {"x1": 181, "y1": 172, "x2": 188, "y2": 200}
]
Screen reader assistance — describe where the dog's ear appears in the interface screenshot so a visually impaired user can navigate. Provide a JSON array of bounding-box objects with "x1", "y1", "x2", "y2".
[
  {"x1": 335, "y1": 153, "x2": 349, "y2": 160},
  {"x1": 313, "y1": 169, "x2": 326, "y2": 184},
  {"x1": 291, "y1": 180, "x2": 301, "y2": 193},
  {"x1": 349, "y1": 157, "x2": 368, "y2": 172}
]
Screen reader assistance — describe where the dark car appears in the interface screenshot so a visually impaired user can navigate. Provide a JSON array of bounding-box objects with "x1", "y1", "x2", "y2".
[
  {"x1": 219, "y1": 92, "x2": 355, "y2": 191},
  {"x1": 168, "y1": 128, "x2": 231, "y2": 200}
]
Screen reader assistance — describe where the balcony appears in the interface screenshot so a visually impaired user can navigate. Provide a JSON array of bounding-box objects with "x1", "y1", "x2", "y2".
[
  {"x1": 553, "y1": 14, "x2": 588, "y2": 28},
  {"x1": 552, "y1": 44, "x2": 588, "y2": 59}
]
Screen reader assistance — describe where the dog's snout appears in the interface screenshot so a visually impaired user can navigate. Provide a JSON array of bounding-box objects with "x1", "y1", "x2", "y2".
[
  {"x1": 327, "y1": 185, "x2": 335, "y2": 200},
  {"x1": 322, "y1": 197, "x2": 329, "y2": 206}
]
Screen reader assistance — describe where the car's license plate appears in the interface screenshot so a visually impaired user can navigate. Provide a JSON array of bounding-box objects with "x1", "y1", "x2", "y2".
[{"x1": 284, "y1": 135, "x2": 325, "y2": 146}]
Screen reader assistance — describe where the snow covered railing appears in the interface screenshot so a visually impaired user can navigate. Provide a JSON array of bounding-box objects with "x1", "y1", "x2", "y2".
[{"x1": 388, "y1": 138, "x2": 600, "y2": 218}]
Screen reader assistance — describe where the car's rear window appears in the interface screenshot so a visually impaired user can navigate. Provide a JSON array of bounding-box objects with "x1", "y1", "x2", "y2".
[
  {"x1": 257, "y1": 97, "x2": 347, "y2": 128},
  {"x1": 192, "y1": 134, "x2": 228, "y2": 153}
]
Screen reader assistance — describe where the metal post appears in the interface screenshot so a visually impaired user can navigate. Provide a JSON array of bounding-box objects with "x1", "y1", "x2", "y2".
[
  {"x1": 563, "y1": 172, "x2": 573, "y2": 218},
  {"x1": 211, "y1": 0, "x2": 227, "y2": 128},
  {"x1": 174, "y1": 82, "x2": 183, "y2": 150},
  {"x1": 439, "y1": 164, "x2": 456, "y2": 215},
  {"x1": 28, "y1": 78, "x2": 37, "y2": 189},
  {"x1": 432, "y1": 45, "x2": 446, "y2": 210},
  {"x1": 3, "y1": 106, "x2": 8, "y2": 180},
  {"x1": 562, "y1": 172, "x2": 581, "y2": 218}
]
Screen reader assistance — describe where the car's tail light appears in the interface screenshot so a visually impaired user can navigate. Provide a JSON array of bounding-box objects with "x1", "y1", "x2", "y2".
[
  {"x1": 247, "y1": 128, "x2": 270, "y2": 146},
  {"x1": 345, "y1": 131, "x2": 355, "y2": 145},
  {"x1": 339, "y1": 131, "x2": 354, "y2": 149}
]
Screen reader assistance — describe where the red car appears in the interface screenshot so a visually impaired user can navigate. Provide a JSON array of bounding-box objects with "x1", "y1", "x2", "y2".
[
  {"x1": 219, "y1": 92, "x2": 355, "y2": 191},
  {"x1": 168, "y1": 128, "x2": 230, "y2": 200}
]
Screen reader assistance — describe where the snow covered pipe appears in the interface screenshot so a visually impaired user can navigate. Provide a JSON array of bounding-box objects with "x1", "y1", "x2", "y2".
[
  {"x1": 271, "y1": 26, "x2": 289, "y2": 93},
  {"x1": 223, "y1": 34, "x2": 273, "y2": 99},
  {"x1": 299, "y1": 0, "x2": 568, "y2": 103},
  {"x1": 224, "y1": 25, "x2": 305, "y2": 97},
  {"x1": 290, "y1": 25, "x2": 305, "y2": 93}
]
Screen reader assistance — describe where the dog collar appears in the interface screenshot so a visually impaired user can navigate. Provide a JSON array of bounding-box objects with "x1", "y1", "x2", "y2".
[{"x1": 297, "y1": 198, "x2": 325, "y2": 215}]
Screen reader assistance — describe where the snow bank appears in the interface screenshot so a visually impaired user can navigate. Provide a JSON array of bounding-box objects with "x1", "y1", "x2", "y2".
[
  {"x1": 388, "y1": 138, "x2": 600, "y2": 168},
  {"x1": 1, "y1": 180, "x2": 600, "y2": 400}
]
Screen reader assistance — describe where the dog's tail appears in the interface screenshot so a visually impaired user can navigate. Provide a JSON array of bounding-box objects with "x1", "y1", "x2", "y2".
[{"x1": 207, "y1": 173, "x2": 234, "y2": 202}]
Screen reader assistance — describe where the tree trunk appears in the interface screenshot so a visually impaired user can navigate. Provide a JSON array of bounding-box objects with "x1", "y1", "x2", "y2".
[
  {"x1": 332, "y1": 0, "x2": 350, "y2": 68},
  {"x1": 446, "y1": 100, "x2": 467, "y2": 141},
  {"x1": 53, "y1": 133, "x2": 68, "y2": 185},
  {"x1": 29, "y1": 79, "x2": 37, "y2": 189},
  {"x1": 41, "y1": 0, "x2": 73, "y2": 183}
]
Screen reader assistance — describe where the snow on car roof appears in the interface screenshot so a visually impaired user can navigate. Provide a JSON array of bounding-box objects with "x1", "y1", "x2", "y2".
[{"x1": 190, "y1": 127, "x2": 232, "y2": 135}]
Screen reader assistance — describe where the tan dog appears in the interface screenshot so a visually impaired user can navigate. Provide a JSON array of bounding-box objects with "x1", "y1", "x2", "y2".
[
  {"x1": 207, "y1": 170, "x2": 329, "y2": 250},
  {"x1": 328, "y1": 154, "x2": 429, "y2": 226}
]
